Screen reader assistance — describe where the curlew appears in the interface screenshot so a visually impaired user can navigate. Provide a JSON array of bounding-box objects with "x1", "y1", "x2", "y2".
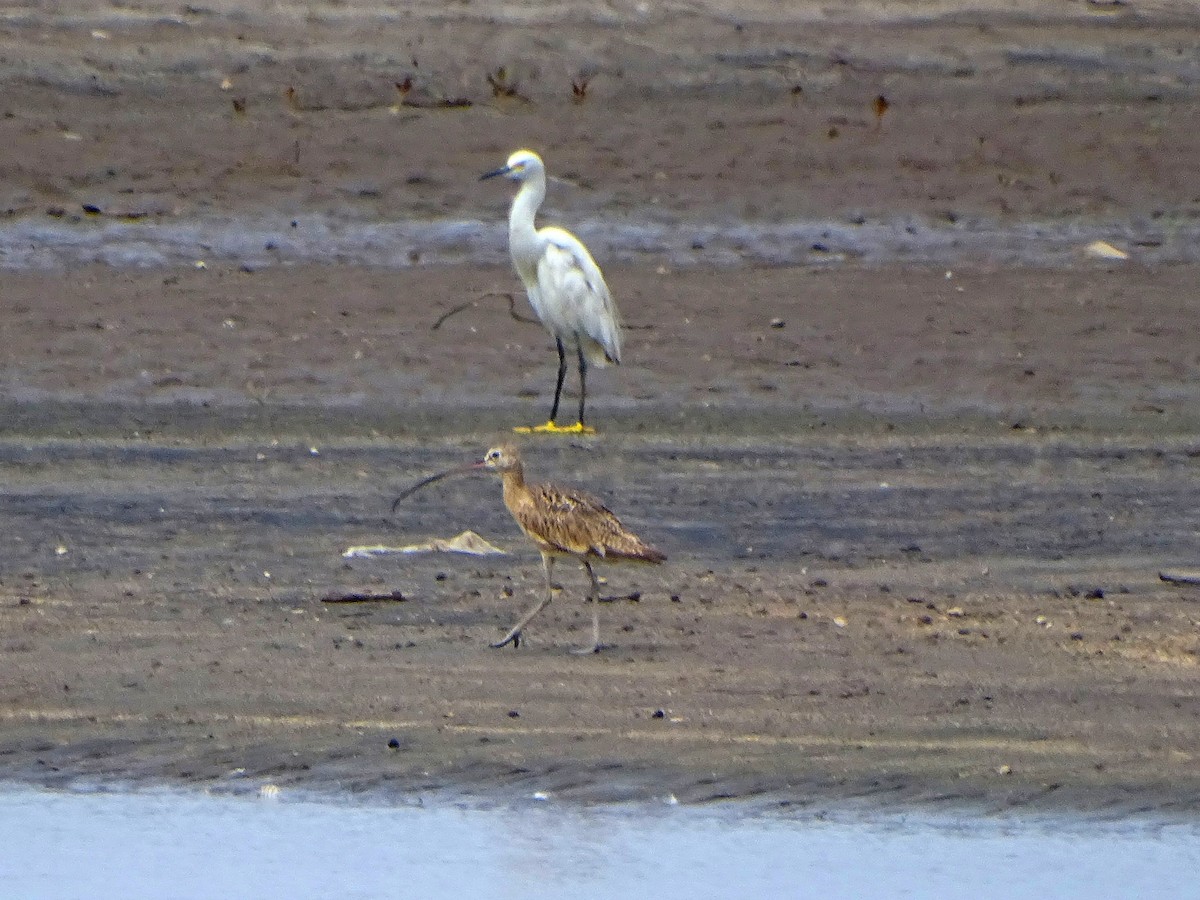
[
  {"x1": 481, "y1": 149, "x2": 622, "y2": 435},
  {"x1": 393, "y1": 444, "x2": 664, "y2": 653}
]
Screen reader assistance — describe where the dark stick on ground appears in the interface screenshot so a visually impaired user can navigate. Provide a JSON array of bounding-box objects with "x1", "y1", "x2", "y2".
[{"x1": 320, "y1": 590, "x2": 408, "y2": 603}]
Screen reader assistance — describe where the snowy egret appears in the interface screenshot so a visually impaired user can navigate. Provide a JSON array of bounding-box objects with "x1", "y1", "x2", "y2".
[
  {"x1": 481, "y1": 149, "x2": 622, "y2": 435},
  {"x1": 393, "y1": 444, "x2": 665, "y2": 653}
]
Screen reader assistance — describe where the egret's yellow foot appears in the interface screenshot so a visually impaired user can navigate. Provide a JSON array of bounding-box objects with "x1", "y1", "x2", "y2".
[
  {"x1": 554, "y1": 421, "x2": 596, "y2": 434},
  {"x1": 513, "y1": 421, "x2": 595, "y2": 435}
]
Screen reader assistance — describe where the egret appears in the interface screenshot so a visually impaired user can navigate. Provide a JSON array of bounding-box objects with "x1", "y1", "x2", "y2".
[
  {"x1": 393, "y1": 444, "x2": 665, "y2": 654},
  {"x1": 481, "y1": 149, "x2": 622, "y2": 435}
]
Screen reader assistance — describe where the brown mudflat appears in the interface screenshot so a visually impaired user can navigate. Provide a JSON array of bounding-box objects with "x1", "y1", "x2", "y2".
[{"x1": 1, "y1": 2, "x2": 1199, "y2": 815}]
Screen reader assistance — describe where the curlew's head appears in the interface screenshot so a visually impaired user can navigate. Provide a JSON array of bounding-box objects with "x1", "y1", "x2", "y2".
[
  {"x1": 391, "y1": 444, "x2": 525, "y2": 514},
  {"x1": 480, "y1": 149, "x2": 544, "y2": 183},
  {"x1": 480, "y1": 444, "x2": 523, "y2": 473}
]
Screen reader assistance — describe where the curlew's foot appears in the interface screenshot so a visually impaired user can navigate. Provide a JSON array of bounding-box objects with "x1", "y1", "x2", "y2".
[
  {"x1": 513, "y1": 421, "x2": 596, "y2": 435},
  {"x1": 568, "y1": 642, "x2": 610, "y2": 655},
  {"x1": 490, "y1": 631, "x2": 521, "y2": 649}
]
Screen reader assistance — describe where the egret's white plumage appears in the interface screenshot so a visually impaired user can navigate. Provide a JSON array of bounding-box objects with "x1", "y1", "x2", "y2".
[{"x1": 482, "y1": 149, "x2": 622, "y2": 434}]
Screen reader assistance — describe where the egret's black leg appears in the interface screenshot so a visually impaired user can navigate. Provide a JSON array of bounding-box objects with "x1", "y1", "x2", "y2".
[
  {"x1": 576, "y1": 341, "x2": 589, "y2": 428},
  {"x1": 548, "y1": 337, "x2": 568, "y2": 424},
  {"x1": 518, "y1": 338, "x2": 585, "y2": 434}
]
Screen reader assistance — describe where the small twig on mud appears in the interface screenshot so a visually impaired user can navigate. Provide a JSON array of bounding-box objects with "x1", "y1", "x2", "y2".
[
  {"x1": 487, "y1": 66, "x2": 531, "y2": 103},
  {"x1": 505, "y1": 293, "x2": 539, "y2": 325},
  {"x1": 431, "y1": 301, "x2": 474, "y2": 330},
  {"x1": 432, "y1": 292, "x2": 650, "y2": 331},
  {"x1": 571, "y1": 73, "x2": 591, "y2": 103},
  {"x1": 320, "y1": 590, "x2": 408, "y2": 603},
  {"x1": 1159, "y1": 570, "x2": 1200, "y2": 587},
  {"x1": 597, "y1": 591, "x2": 641, "y2": 603},
  {"x1": 431, "y1": 291, "x2": 539, "y2": 330}
]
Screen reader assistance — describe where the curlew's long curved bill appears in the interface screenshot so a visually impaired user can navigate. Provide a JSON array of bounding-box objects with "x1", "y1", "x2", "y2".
[{"x1": 391, "y1": 462, "x2": 483, "y2": 514}]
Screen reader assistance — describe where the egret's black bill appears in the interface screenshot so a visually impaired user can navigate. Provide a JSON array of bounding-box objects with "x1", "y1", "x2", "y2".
[{"x1": 480, "y1": 165, "x2": 510, "y2": 181}]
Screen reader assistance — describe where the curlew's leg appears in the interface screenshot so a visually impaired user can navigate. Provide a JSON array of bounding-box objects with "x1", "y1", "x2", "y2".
[
  {"x1": 569, "y1": 560, "x2": 606, "y2": 655},
  {"x1": 491, "y1": 555, "x2": 556, "y2": 649}
]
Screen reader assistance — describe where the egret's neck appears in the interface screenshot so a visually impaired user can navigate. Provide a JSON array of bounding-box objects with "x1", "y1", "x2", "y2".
[{"x1": 508, "y1": 171, "x2": 545, "y2": 249}]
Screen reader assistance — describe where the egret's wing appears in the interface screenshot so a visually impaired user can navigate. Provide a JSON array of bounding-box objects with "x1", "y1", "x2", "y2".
[
  {"x1": 524, "y1": 281, "x2": 548, "y2": 325},
  {"x1": 538, "y1": 226, "x2": 622, "y2": 365}
]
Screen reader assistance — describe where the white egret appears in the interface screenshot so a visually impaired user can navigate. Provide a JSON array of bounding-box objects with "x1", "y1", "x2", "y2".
[{"x1": 481, "y1": 149, "x2": 622, "y2": 434}]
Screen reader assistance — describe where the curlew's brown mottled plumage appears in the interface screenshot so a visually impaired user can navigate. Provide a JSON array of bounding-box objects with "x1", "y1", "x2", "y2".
[
  {"x1": 394, "y1": 444, "x2": 664, "y2": 653},
  {"x1": 481, "y1": 444, "x2": 664, "y2": 653}
]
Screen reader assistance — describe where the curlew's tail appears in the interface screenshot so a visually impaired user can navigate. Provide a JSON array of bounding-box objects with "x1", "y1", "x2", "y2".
[
  {"x1": 636, "y1": 545, "x2": 667, "y2": 564},
  {"x1": 605, "y1": 535, "x2": 666, "y2": 564}
]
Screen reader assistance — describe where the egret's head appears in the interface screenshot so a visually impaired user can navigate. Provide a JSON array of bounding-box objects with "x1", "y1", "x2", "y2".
[
  {"x1": 480, "y1": 149, "x2": 543, "y2": 183},
  {"x1": 480, "y1": 444, "x2": 522, "y2": 473}
]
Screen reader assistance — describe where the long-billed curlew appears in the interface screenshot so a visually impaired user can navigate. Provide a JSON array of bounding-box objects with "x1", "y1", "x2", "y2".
[
  {"x1": 481, "y1": 149, "x2": 622, "y2": 435},
  {"x1": 393, "y1": 444, "x2": 664, "y2": 653}
]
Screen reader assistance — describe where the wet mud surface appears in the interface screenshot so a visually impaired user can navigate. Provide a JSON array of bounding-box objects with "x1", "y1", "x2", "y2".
[
  {"x1": 1, "y1": 2, "x2": 1200, "y2": 815},
  {"x1": 2, "y1": 263, "x2": 1199, "y2": 816}
]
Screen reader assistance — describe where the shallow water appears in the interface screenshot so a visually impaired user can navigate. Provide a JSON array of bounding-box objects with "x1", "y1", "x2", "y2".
[
  {"x1": 0, "y1": 212, "x2": 1194, "y2": 271},
  {"x1": 1, "y1": 784, "x2": 1194, "y2": 899}
]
